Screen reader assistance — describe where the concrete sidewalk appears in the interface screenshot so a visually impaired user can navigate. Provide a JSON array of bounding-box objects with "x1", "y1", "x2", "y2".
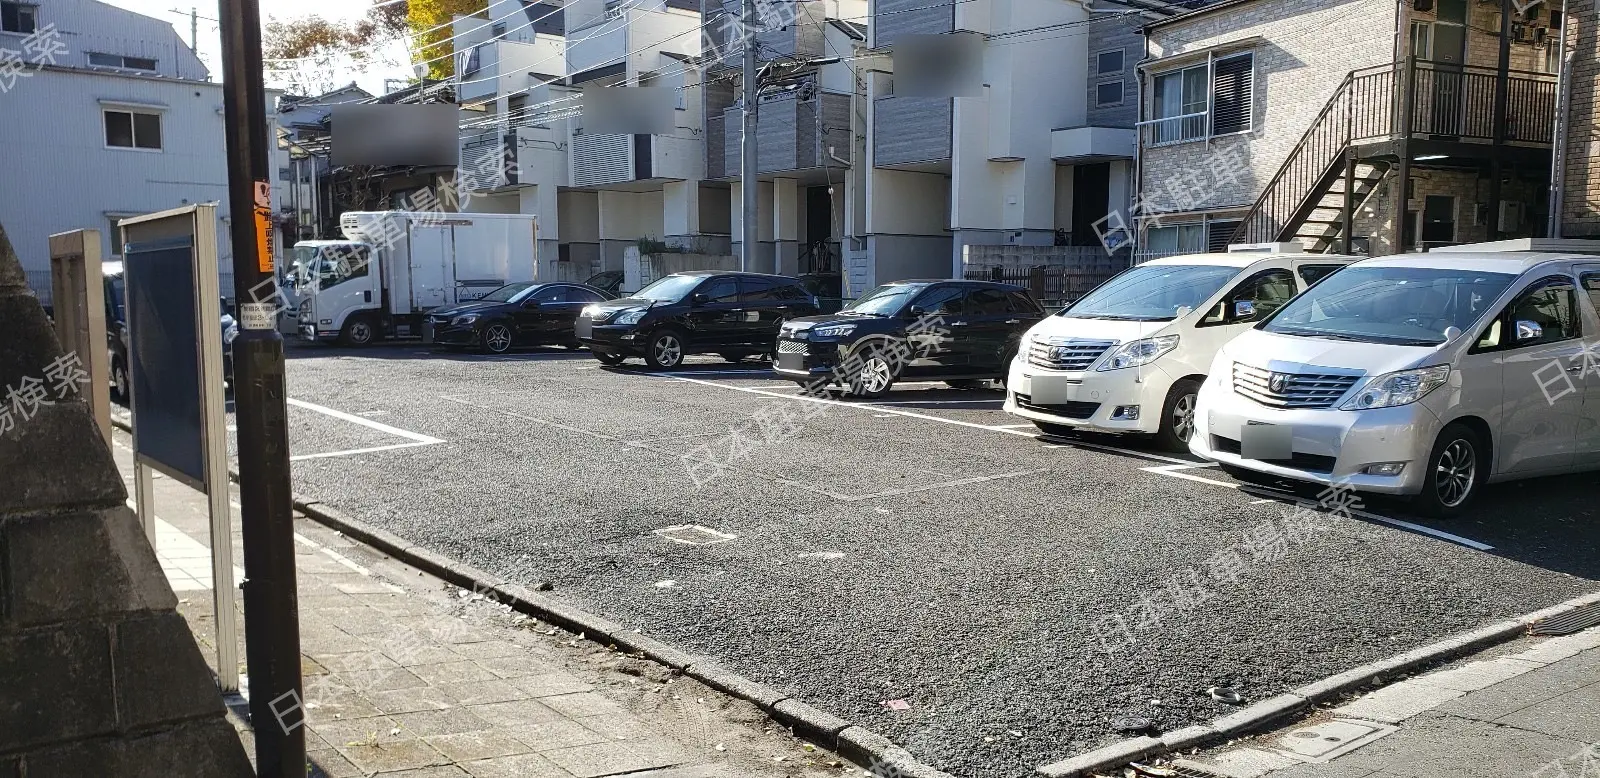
[
  {"x1": 1173, "y1": 625, "x2": 1600, "y2": 778},
  {"x1": 109, "y1": 426, "x2": 859, "y2": 778}
]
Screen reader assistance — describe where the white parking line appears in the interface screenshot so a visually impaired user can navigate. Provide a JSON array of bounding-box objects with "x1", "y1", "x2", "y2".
[
  {"x1": 291, "y1": 441, "x2": 438, "y2": 461},
  {"x1": 863, "y1": 399, "x2": 1005, "y2": 406},
  {"x1": 287, "y1": 398, "x2": 444, "y2": 444}
]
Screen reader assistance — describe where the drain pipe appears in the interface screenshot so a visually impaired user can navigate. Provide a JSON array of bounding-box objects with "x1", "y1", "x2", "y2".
[{"x1": 1547, "y1": 0, "x2": 1572, "y2": 238}]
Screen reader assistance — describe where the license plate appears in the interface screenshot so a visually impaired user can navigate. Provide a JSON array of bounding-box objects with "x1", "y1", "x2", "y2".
[
  {"x1": 422, "y1": 321, "x2": 435, "y2": 343},
  {"x1": 576, "y1": 319, "x2": 593, "y2": 339},
  {"x1": 1028, "y1": 375, "x2": 1073, "y2": 405},
  {"x1": 777, "y1": 353, "x2": 805, "y2": 372},
  {"x1": 1241, "y1": 422, "x2": 1293, "y2": 460}
]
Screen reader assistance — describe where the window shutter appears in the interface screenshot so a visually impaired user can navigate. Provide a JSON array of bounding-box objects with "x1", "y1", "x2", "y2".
[
  {"x1": 1208, "y1": 220, "x2": 1241, "y2": 252},
  {"x1": 1212, "y1": 55, "x2": 1254, "y2": 135}
]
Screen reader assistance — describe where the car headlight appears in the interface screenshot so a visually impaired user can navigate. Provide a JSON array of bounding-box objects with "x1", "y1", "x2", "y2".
[
  {"x1": 1096, "y1": 335, "x2": 1180, "y2": 371},
  {"x1": 811, "y1": 323, "x2": 856, "y2": 338},
  {"x1": 1340, "y1": 365, "x2": 1450, "y2": 410},
  {"x1": 223, "y1": 323, "x2": 239, "y2": 345},
  {"x1": 452, "y1": 314, "x2": 479, "y2": 326},
  {"x1": 581, "y1": 305, "x2": 601, "y2": 318},
  {"x1": 614, "y1": 308, "x2": 648, "y2": 325}
]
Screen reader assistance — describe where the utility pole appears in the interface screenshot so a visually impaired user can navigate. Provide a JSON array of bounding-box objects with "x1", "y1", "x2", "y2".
[
  {"x1": 218, "y1": 0, "x2": 304, "y2": 775},
  {"x1": 740, "y1": 0, "x2": 759, "y2": 273}
]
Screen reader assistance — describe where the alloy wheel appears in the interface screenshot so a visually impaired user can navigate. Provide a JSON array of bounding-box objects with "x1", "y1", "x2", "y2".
[
  {"x1": 860, "y1": 357, "x2": 893, "y2": 394},
  {"x1": 1171, "y1": 393, "x2": 1197, "y2": 442},
  {"x1": 348, "y1": 321, "x2": 373, "y2": 345},
  {"x1": 485, "y1": 324, "x2": 513, "y2": 353},
  {"x1": 654, "y1": 334, "x2": 683, "y2": 367},
  {"x1": 113, "y1": 363, "x2": 128, "y2": 399},
  {"x1": 1435, "y1": 439, "x2": 1476, "y2": 508}
]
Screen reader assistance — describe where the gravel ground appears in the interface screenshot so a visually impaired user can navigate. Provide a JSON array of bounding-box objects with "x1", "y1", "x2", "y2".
[{"x1": 261, "y1": 344, "x2": 1600, "y2": 777}]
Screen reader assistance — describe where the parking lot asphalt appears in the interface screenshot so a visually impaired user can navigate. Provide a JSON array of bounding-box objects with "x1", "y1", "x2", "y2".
[{"x1": 260, "y1": 343, "x2": 1600, "y2": 778}]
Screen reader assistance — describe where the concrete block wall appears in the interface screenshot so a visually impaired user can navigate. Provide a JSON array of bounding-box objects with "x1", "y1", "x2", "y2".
[
  {"x1": 1141, "y1": 0, "x2": 1398, "y2": 216},
  {"x1": 0, "y1": 223, "x2": 252, "y2": 776},
  {"x1": 1562, "y1": 0, "x2": 1600, "y2": 237}
]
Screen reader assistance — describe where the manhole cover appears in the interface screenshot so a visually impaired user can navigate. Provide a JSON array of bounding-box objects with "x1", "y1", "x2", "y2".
[
  {"x1": 653, "y1": 524, "x2": 738, "y2": 545},
  {"x1": 1272, "y1": 719, "x2": 1396, "y2": 762}
]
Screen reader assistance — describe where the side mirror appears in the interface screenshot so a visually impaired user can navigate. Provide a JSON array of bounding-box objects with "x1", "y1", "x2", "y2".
[
  {"x1": 690, "y1": 293, "x2": 710, "y2": 306},
  {"x1": 906, "y1": 305, "x2": 928, "y2": 319},
  {"x1": 1515, "y1": 320, "x2": 1544, "y2": 342},
  {"x1": 521, "y1": 298, "x2": 541, "y2": 309},
  {"x1": 1232, "y1": 299, "x2": 1257, "y2": 322}
]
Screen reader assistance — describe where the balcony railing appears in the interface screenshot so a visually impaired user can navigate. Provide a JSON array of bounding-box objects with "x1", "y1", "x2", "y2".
[{"x1": 1227, "y1": 59, "x2": 1556, "y2": 247}]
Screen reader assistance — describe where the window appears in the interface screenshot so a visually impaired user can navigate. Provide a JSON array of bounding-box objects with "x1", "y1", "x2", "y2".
[
  {"x1": 910, "y1": 285, "x2": 965, "y2": 315},
  {"x1": 1007, "y1": 290, "x2": 1042, "y2": 314},
  {"x1": 1543, "y1": 41, "x2": 1561, "y2": 74},
  {"x1": 1207, "y1": 220, "x2": 1242, "y2": 253},
  {"x1": 966, "y1": 288, "x2": 1012, "y2": 315},
  {"x1": 738, "y1": 276, "x2": 778, "y2": 302},
  {"x1": 1410, "y1": 21, "x2": 1433, "y2": 60},
  {"x1": 571, "y1": 287, "x2": 607, "y2": 303},
  {"x1": 491, "y1": 21, "x2": 507, "y2": 37},
  {"x1": 532, "y1": 285, "x2": 568, "y2": 302},
  {"x1": 774, "y1": 282, "x2": 810, "y2": 301},
  {"x1": 88, "y1": 53, "x2": 158, "y2": 71},
  {"x1": 1202, "y1": 269, "x2": 1296, "y2": 325},
  {"x1": 1582, "y1": 273, "x2": 1600, "y2": 320},
  {"x1": 699, "y1": 277, "x2": 739, "y2": 302},
  {"x1": 104, "y1": 110, "x2": 162, "y2": 150},
  {"x1": 1145, "y1": 223, "x2": 1206, "y2": 254},
  {"x1": 319, "y1": 246, "x2": 371, "y2": 287},
  {"x1": 1, "y1": 2, "x2": 36, "y2": 34},
  {"x1": 1297, "y1": 264, "x2": 1345, "y2": 286},
  {"x1": 1500, "y1": 279, "x2": 1582, "y2": 348},
  {"x1": 1096, "y1": 49, "x2": 1124, "y2": 75},
  {"x1": 1211, "y1": 54, "x2": 1254, "y2": 135},
  {"x1": 1096, "y1": 81, "x2": 1124, "y2": 108},
  {"x1": 1151, "y1": 53, "x2": 1254, "y2": 143},
  {"x1": 462, "y1": 44, "x2": 484, "y2": 76}
]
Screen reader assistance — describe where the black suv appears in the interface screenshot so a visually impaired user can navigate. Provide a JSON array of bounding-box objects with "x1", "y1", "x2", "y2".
[
  {"x1": 577, "y1": 271, "x2": 820, "y2": 369},
  {"x1": 773, "y1": 280, "x2": 1044, "y2": 397}
]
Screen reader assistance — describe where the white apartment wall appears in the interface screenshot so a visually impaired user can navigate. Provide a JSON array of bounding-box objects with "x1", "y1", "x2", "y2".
[
  {"x1": 1, "y1": 69, "x2": 275, "y2": 302},
  {"x1": 0, "y1": 0, "x2": 208, "y2": 81},
  {"x1": 598, "y1": 190, "x2": 665, "y2": 238}
]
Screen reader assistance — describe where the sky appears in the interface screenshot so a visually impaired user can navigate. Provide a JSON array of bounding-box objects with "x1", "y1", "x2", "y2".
[{"x1": 105, "y1": 0, "x2": 414, "y2": 95}]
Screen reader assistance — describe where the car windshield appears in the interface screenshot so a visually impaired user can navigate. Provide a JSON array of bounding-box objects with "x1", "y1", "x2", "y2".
[
  {"x1": 480, "y1": 283, "x2": 535, "y2": 303},
  {"x1": 1263, "y1": 266, "x2": 1516, "y2": 346},
  {"x1": 634, "y1": 274, "x2": 704, "y2": 302},
  {"x1": 844, "y1": 284, "x2": 922, "y2": 316},
  {"x1": 1062, "y1": 264, "x2": 1241, "y2": 321}
]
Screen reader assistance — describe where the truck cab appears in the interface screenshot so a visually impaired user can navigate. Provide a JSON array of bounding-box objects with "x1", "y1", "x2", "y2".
[{"x1": 295, "y1": 240, "x2": 379, "y2": 345}]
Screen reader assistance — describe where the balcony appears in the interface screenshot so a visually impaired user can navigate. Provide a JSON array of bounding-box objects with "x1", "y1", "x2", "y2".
[
  {"x1": 459, "y1": 128, "x2": 553, "y2": 192},
  {"x1": 457, "y1": 38, "x2": 566, "y2": 103},
  {"x1": 871, "y1": 95, "x2": 951, "y2": 168},
  {"x1": 571, "y1": 131, "x2": 703, "y2": 187},
  {"x1": 708, "y1": 91, "x2": 852, "y2": 179}
]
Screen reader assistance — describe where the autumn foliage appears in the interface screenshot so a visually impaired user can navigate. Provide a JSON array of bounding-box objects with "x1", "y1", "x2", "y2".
[{"x1": 407, "y1": 0, "x2": 488, "y2": 80}]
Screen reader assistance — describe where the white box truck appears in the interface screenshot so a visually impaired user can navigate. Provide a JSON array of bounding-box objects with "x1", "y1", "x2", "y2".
[{"x1": 294, "y1": 211, "x2": 538, "y2": 345}]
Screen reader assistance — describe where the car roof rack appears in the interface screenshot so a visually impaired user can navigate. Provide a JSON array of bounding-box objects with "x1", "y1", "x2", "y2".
[{"x1": 1433, "y1": 238, "x2": 1600, "y2": 254}]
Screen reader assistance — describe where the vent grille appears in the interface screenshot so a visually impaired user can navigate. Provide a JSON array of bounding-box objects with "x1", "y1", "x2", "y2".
[
  {"x1": 1232, "y1": 363, "x2": 1359, "y2": 409},
  {"x1": 776, "y1": 340, "x2": 809, "y2": 355},
  {"x1": 572, "y1": 133, "x2": 632, "y2": 187}
]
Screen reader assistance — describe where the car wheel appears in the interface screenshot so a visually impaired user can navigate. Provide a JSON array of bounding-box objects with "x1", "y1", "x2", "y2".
[
  {"x1": 110, "y1": 356, "x2": 130, "y2": 404},
  {"x1": 339, "y1": 316, "x2": 377, "y2": 347},
  {"x1": 945, "y1": 379, "x2": 989, "y2": 390},
  {"x1": 848, "y1": 346, "x2": 898, "y2": 399},
  {"x1": 1412, "y1": 423, "x2": 1484, "y2": 519},
  {"x1": 1032, "y1": 421, "x2": 1075, "y2": 438},
  {"x1": 481, "y1": 322, "x2": 514, "y2": 354},
  {"x1": 644, "y1": 329, "x2": 687, "y2": 370},
  {"x1": 593, "y1": 349, "x2": 627, "y2": 366},
  {"x1": 1153, "y1": 379, "x2": 1202, "y2": 453}
]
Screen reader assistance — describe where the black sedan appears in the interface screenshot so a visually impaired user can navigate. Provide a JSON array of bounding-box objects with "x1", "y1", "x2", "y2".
[
  {"x1": 428, "y1": 282, "x2": 613, "y2": 354},
  {"x1": 772, "y1": 280, "x2": 1045, "y2": 398},
  {"x1": 577, "y1": 271, "x2": 820, "y2": 369}
]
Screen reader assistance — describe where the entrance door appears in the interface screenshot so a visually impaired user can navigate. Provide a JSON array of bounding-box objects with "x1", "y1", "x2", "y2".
[
  {"x1": 1070, "y1": 162, "x2": 1111, "y2": 247},
  {"x1": 1421, "y1": 196, "x2": 1456, "y2": 249},
  {"x1": 1427, "y1": 0, "x2": 1468, "y2": 137},
  {"x1": 803, "y1": 186, "x2": 833, "y2": 273}
]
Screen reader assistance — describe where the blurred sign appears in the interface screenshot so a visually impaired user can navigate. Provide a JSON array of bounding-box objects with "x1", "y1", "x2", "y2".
[
  {"x1": 582, "y1": 87, "x2": 676, "y2": 135},
  {"x1": 332, "y1": 104, "x2": 460, "y2": 167},
  {"x1": 893, "y1": 32, "x2": 984, "y2": 97}
]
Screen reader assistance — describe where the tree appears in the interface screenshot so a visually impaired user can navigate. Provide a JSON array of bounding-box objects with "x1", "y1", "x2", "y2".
[
  {"x1": 406, "y1": 0, "x2": 486, "y2": 81},
  {"x1": 264, "y1": 2, "x2": 411, "y2": 95}
]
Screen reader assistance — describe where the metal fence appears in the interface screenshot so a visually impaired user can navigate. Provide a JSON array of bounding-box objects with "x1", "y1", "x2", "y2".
[{"x1": 962, "y1": 262, "x2": 1123, "y2": 309}]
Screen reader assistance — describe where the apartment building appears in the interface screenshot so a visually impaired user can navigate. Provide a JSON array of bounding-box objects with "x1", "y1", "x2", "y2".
[
  {"x1": 700, "y1": 0, "x2": 869, "y2": 277},
  {"x1": 0, "y1": 0, "x2": 277, "y2": 304},
  {"x1": 1556, "y1": 0, "x2": 1599, "y2": 238},
  {"x1": 858, "y1": 0, "x2": 1196, "y2": 293},
  {"x1": 1137, "y1": 0, "x2": 1563, "y2": 257}
]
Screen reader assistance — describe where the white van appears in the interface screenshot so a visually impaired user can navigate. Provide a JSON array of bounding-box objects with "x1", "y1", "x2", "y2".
[
  {"x1": 1190, "y1": 239, "x2": 1600, "y2": 517},
  {"x1": 1005, "y1": 252, "x2": 1354, "y2": 450}
]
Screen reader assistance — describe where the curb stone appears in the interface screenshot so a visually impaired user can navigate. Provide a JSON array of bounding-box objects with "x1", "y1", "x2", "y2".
[{"x1": 1035, "y1": 589, "x2": 1600, "y2": 777}]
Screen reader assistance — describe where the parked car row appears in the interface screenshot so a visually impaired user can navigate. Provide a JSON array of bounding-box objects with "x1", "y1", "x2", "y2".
[{"x1": 402, "y1": 239, "x2": 1600, "y2": 518}]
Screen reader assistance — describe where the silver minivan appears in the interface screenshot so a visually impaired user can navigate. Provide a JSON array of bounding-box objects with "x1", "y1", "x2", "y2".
[{"x1": 1190, "y1": 240, "x2": 1600, "y2": 517}]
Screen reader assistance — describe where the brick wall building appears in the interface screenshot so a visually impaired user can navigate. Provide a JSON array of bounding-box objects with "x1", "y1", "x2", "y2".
[{"x1": 1560, "y1": 0, "x2": 1600, "y2": 237}]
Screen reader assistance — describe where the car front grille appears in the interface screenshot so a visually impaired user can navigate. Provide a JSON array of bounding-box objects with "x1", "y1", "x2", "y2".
[
  {"x1": 1232, "y1": 363, "x2": 1361, "y2": 410},
  {"x1": 1027, "y1": 339, "x2": 1115, "y2": 371},
  {"x1": 776, "y1": 340, "x2": 809, "y2": 355},
  {"x1": 1015, "y1": 393, "x2": 1100, "y2": 420}
]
